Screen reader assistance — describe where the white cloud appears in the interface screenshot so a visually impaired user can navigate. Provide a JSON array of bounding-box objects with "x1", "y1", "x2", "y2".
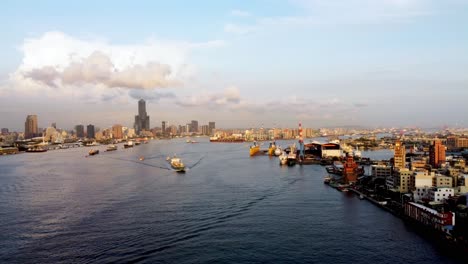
[
  {"x1": 175, "y1": 86, "x2": 242, "y2": 107},
  {"x1": 230, "y1": 9, "x2": 252, "y2": 17},
  {"x1": 224, "y1": 23, "x2": 258, "y2": 35}
]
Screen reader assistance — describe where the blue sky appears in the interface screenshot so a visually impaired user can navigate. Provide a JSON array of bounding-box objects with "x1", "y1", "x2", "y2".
[{"x1": 1, "y1": 0, "x2": 468, "y2": 130}]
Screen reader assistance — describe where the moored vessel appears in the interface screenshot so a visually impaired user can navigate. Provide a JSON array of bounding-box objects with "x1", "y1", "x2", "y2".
[
  {"x1": 287, "y1": 144, "x2": 297, "y2": 166},
  {"x1": 124, "y1": 141, "x2": 134, "y2": 148},
  {"x1": 106, "y1": 144, "x2": 117, "y2": 151},
  {"x1": 26, "y1": 146, "x2": 47, "y2": 153},
  {"x1": 249, "y1": 141, "x2": 260, "y2": 156}
]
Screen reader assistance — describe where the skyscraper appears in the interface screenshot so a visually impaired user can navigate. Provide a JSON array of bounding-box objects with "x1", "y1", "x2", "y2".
[
  {"x1": 208, "y1": 122, "x2": 215, "y2": 135},
  {"x1": 191, "y1": 120, "x2": 198, "y2": 133},
  {"x1": 75, "y1": 125, "x2": 85, "y2": 138},
  {"x1": 429, "y1": 139, "x2": 446, "y2": 169},
  {"x1": 24, "y1": 115, "x2": 38, "y2": 139},
  {"x1": 162, "y1": 121, "x2": 166, "y2": 136},
  {"x1": 393, "y1": 139, "x2": 406, "y2": 169},
  {"x1": 87, "y1": 124, "x2": 95, "y2": 139},
  {"x1": 1, "y1": 128, "x2": 9, "y2": 135},
  {"x1": 134, "y1": 99, "x2": 150, "y2": 135}
]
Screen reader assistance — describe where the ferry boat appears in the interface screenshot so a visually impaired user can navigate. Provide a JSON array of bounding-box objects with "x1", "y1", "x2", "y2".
[
  {"x1": 106, "y1": 144, "x2": 117, "y2": 151},
  {"x1": 88, "y1": 149, "x2": 99, "y2": 156},
  {"x1": 168, "y1": 155, "x2": 185, "y2": 172},
  {"x1": 249, "y1": 141, "x2": 260, "y2": 156},
  {"x1": 124, "y1": 141, "x2": 134, "y2": 148}
]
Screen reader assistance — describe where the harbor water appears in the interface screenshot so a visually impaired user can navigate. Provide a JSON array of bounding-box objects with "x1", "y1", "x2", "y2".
[{"x1": 0, "y1": 139, "x2": 461, "y2": 263}]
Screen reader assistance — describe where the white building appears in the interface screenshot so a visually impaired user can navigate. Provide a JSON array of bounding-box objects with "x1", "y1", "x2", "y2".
[{"x1": 429, "y1": 187, "x2": 454, "y2": 202}]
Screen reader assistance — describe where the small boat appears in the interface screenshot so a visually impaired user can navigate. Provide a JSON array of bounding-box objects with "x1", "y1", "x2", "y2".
[
  {"x1": 106, "y1": 144, "x2": 117, "y2": 151},
  {"x1": 139, "y1": 156, "x2": 145, "y2": 161},
  {"x1": 134, "y1": 141, "x2": 141, "y2": 146},
  {"x1": 287, "y1": 144, "x2": 297, "y2": 166},
  {"x1": 169, "y1": 155, "x2": 185, "y2": 172},
  {"x1": 268, "y1": 142, "x2": 276, "y2": 156},
  {"x1": 359, "y1": 194, "x2": 365, "y2": 200},
  {"x1": 249, "y1": 141, "x2": 260, "y2": 156},
  {"x1": 124, "y1": 141, "x2": 134, "y2": 148},
  {"x1": 88, "y1": 149, "x2": 99, "y2": 156},
  {"x1": 323, "y1": 176, "x2": 332, "y2": 184},
  {"x1": 274, "y1": 147, "x2": 282, "y2": 156},
  {"x1": 25, "y1": 146, "x2": 47, "y2": 153},
  {"x1": 279, "y1": 151, "x2": 288, "y2": 165}
]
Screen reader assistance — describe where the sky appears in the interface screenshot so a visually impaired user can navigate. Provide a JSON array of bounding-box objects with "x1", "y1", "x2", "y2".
[{"x1": 1, "y1": 0, "x2": 468, "y2": 131}]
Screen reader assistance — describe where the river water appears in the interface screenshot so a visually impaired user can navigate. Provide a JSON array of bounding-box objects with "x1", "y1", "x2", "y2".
[{"x1": 0, "y1": 138, "x2": 461, "y2": 263}]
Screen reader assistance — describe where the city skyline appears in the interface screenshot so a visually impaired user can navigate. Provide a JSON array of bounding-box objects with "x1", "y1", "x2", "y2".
[{"x1": 1, "y1": 1, "x2": 468, "y2": 130}]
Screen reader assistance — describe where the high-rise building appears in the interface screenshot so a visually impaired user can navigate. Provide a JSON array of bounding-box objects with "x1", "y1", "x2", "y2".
[
  {"x1": 208, "y1": 122, "x2": 215, "y2": 135},
  {"x1": 343, "y1": 154, "x2": 358, "y2": 184},
  {"x1": 112, "y1": 124, "x2": 123, "y2": 139},
  {"x1": 201, "y1": 125, "x2": 209, "y2": 135},
  {"x1": 393, "y1": 139, "x2": 406, "y2": 169},
  {"x1": 191, "y1": 120, "x2": 199, "y2": 133},
  {"x1": 1, "y1": 128, "x2": 9, "y2": 135},
  {"x1": 429, "y1": 139, "x2": 446, "y2": 169},
  {"x1": 75, "y1": 125, "x2": 85, "y2": 138},
  {"x1": 134, "y1": 99, "x2": 150, "y2": 135},
  {"x1": 24, "y1": 115, "x2": 38, "y2": 139},
  {"x1": 162, "y1": 121, "x2": 166, "y2": 136},
  {"x1": 51, "y1": 122, "x2": 57, "y2": 129},
  {"x1": 87, "y1": 124, "x2": 95, "y2": 139}
]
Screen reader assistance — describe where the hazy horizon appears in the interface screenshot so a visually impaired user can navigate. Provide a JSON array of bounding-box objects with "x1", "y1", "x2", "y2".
[{"x1": 1, "y1": 0, "x2": 468, "y2": 131}]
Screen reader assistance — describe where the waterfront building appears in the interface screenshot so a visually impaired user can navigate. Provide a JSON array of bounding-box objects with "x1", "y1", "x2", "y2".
[
  {"x1": 24, "y1": 115, "x2": 38, "y2": 139},
  {"x1": 208, "y1": 122, "x2": 215, "y2": 136},
  {"x1": 87, "y1": 124, "x2": 95, "y2": 139},
  {"x1": 1, "y1": 128, "x2": 9, "y2": 135},
  {"x1": 393, "y1": 139, "x2": 406, "y2": 169},
  {"x1": 394, "y1": 168, "x2": 413, "y2": 193},
  {"x1": 321, "y1": 143, "x2": 342, "y2": 158},
  {"x1": 75, "y1": 125, "x2": 85, "y2": 138},
  {"x1": 134, "y1": 99, "x2": 150, "y2": 135},
  {"x1": 429, "y1": 139, "x2": 446, "y2": 169},
  {"x1": 112, "y1": 124, "x2": 123, "y2": 139},
  {"x1": 343, "y1": 154, "x2": 358, "y2": 184},
  {"x1": 371, "y1": 164, "x2": 392, "y2": 178},
  {"x1": 404, "y1": 202, "x2": 454, "y2": 231}
]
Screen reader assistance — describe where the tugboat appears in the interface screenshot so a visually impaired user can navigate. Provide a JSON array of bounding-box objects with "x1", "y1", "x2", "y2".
[
  {"x1": 249, "y1": 141, "x2": 260, "y2": 156},
  {"x1": 88, "y1": 149, "x2": 99, "y2": 156},
  {"x1": 168, "y1": 155, "x2": 185, "y2": 172},
  {"x1": 106, "y1": 144, "x2": 117, "y2": 151}
]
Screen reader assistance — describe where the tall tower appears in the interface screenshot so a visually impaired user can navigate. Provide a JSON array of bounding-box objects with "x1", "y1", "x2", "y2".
[
  {"x1": 162, "y1": 121, "x2": 166, "y2": 137},
  {"x1": 24, "y1": 115, "x2": 38, "y2": 139},
  {"x1": 393, "y1": 139, "x2": 406, "y2": 169},
  {"x1": 208, "y1": 122, "x2": 215, "y2": 135},
  {"x1": 343, "y1": 154, "x2": 358, "y2": 184},
  {"x1": 430, "y1": 139, "x2": 446, "y2": 168},
  {"x1": 87, "y1": 124, "x2": 95, "y2": 139},
  {"x1": 75, "y1": 125, "x2": 85, "y2": 138},
  {"x1": 134, "y1": 99, "x2": 150, "y2": 135}
]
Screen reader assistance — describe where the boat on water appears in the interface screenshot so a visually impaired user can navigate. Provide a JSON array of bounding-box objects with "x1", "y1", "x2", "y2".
[
  {"x1": 26, "y1": 146, "x2": 47, "y2": 153},
  {"x1": 134, "y1": 141, "x2": 141, "y2": 146},
  {"x1": 88, "y1": 149, "x2": 99, "y2": 156},
  {"x1": 326, "y1": 161, "x2": 344, "y2": 175},
  {"x1": 279, "y1": 151, "x2": 288, "y2": 165},
  {"x1": 106, "y1": 144, "x2": 117, "y2": 151},
  {"x1": 353, "y1": 147, "x2": 362, "y2": 158},
  {"x1": 323, "y1": 176, "x2": 332, "y2": 184},
  {"x1": 287, "y1": 144, "x2": 297, "y2": 166},
  {"x1": 168, "y1": 155, "x2": 186, "y2": 172},
  {"x1": 268, "y1": 142, "x2": 277, "y2": 156},
  {"x1": 274, "y1": 146, "x2": 282, "y2": 156},
  {"x1": 124, "y1": 141, "x2": 134, "y2": 148},
  {"x1": 359, "y1": 194, "x2": 365, "y2": 200},
  {"x1": 139, "y1": 156, "x2": 145, "y2": 161},
  {"x1": 249, "y1": 141, "x2": 260, "y2": 156}
]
